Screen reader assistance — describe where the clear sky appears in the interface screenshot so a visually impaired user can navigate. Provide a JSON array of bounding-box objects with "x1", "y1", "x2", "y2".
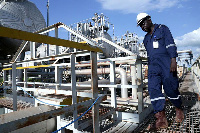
[{"x1": 30, "y1": 0, "x2": 200, "y2": 61}]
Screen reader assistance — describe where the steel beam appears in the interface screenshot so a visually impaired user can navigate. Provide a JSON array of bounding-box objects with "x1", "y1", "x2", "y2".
[{"x1": 0, "y1": 26, "x2": 102, "y2": 53}]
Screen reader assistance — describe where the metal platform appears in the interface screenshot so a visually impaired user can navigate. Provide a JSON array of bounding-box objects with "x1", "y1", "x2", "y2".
[{"x1": 133, "y1": 72, "x2": 200, "y2": 133}]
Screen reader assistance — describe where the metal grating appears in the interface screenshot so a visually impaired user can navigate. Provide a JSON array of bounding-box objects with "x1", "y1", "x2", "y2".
[{"x1": 133, "y1": 93, "x2": 200, "y2": 133}]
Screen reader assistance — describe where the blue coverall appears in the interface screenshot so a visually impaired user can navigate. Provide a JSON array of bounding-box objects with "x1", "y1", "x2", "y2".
[{"x1": 143, "y1": 24, "x2": 182, "y2": 113}]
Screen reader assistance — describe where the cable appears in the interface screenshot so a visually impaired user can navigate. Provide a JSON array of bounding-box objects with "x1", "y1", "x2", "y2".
[
  {"x1": 52, "y1": 96, "x2": 100, "y2": 133},
  {"x1": 17, "y1": 87, "x2": 100, "y2": 132},
  {"x1": 19, "y1": 87, "x2": 68, "y2": 107}
]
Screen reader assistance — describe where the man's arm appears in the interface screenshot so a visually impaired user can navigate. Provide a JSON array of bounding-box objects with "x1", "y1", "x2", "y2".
[
  {"x1": 170, "y1": 58, "x2": 177, "y2": 72},
  {"x1": 164, "y1": 25, "x2": 178, "y2": 72}
]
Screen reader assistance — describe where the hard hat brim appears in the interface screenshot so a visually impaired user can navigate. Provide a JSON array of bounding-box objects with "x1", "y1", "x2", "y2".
[
  {"x1": 137, "y1": 19, "x2": 143, "y2": 26},
  {"x1": 137, "y1": 16, "x2": 150, "y2": 27}
]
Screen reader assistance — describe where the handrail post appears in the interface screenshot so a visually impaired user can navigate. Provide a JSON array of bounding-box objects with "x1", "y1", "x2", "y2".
[
  {"x1": 131, "y1": 63, "x2": 137, "y2": 99},
  {"x1": 136, "y1": 59, "x2": 143, "y2": 113},
  {"x1": 110, "y1": 61, "x2": 117, "y2": 122},
  {"x1": 3, "y1": 70, "x2": 6, "y2": 96},
  {"x1": 55, "y1": 66, "x2": 61, "y2": 93},
  {"x1": 12, "y1": 63, "x2": 17, "y2": 111},
  {"x1": 110, "y1": 61, "x2": 116, "y2": 107},
  {"x1": 91, "y1": 51, "x2": 100, "y2": 133},
  {"x1": 71, "y1": 54, "x2": 78, "y2": 130},
  {"x1": 24, "y1": 69, "x2": 28, "y2": 88}
]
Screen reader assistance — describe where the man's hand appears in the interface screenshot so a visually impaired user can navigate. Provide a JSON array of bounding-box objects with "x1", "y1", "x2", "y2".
[{"x1": 170, "y1": 58, "x2": 177, "y2": 72}]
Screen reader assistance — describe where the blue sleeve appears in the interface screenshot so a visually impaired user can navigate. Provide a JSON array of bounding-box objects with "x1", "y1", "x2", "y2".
[
  {"x1": 143, "y1": 36, "x2": 147, "y2": 49},
  {"x1": 164, "y1": 25, "x2": 178, "y2": 58}
]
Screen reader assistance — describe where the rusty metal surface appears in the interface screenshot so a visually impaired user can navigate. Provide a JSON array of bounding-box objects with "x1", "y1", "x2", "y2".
[
  {"x1": 61, "y1": 105, "x2": 115, "y2": 132},
  {"x1": 133, "y1": 93, "x2": 200, "y2": 133},
  {"x1": 132, "y1": 72, "x2": 200, "y2": 133},
  {"x1": 0, "y1": 97, "x2": 33, "y2": 110},
  {"x1": 0, "y1": 95, "x2": 106, "y2": 133}
]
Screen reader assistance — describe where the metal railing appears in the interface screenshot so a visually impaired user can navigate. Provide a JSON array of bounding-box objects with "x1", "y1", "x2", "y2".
[
  {"x1": 1, "y1": 23, "x2": 151, "y2": 132},
  {"x1": 191, "y1": 56, "x2": 200, "y2": 93},
  {"x1": 0, "y1": 25, "x2": 102, "y2": 132}
]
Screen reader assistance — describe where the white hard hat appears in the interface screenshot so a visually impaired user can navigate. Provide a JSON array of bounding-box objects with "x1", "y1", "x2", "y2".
[{"x1": 136, "y1": 13, "x2": 150, "y2": 26}]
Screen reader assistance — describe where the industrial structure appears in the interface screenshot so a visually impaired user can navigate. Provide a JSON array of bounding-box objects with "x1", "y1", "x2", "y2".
[{"x1": 0, "y1": 0, "x2": 199, "y2": 133}]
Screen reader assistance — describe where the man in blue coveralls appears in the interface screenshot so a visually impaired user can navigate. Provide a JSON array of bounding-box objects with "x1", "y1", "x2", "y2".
[{"x1": 136, "y1": 13, "x2": 184, "y2": 129}]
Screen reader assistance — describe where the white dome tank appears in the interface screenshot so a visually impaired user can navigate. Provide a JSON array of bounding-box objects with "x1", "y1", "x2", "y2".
[
  {"x1": 0, "y1": 0, "x2": 46, "y2": 60},
  {"x1": 99, "y1": 32, "x2": 115, "y2": 58}
]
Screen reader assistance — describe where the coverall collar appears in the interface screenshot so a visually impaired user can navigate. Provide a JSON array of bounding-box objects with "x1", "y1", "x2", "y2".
[{"x1": 146, "y1": 24, "x2": 160, "y2": 38}]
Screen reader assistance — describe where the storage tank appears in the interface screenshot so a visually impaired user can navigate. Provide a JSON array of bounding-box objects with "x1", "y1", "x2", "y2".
[
  {"x1": 0, "y1": 0, "x2": 46, "y2": 61},
  {"x1": 99, "y1": 32, "x2": 115, "y2": 58}
]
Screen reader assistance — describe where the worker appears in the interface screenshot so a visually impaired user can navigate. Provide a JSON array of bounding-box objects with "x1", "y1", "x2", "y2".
[{"x1": 136, "y1": 13, "x2": 184, "y2": 129}]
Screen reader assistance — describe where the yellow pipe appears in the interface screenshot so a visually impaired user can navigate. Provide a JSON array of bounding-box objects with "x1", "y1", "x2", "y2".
[{"x1": 3, "y1": 65, "x2": 51, "y2": 71}]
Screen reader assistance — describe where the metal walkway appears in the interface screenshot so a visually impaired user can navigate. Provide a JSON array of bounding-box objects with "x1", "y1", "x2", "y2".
[{"x1": 134, "y1": 72, "x2": 200, "y2": 133}]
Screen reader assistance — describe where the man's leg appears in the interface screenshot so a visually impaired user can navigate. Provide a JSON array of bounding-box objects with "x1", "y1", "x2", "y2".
[
  {"x1": 148, "y1": 65, "x2": 168, "y2": 128},
  {"x1": 163, "y1": 72, "x2": 184, "y2": 123}
]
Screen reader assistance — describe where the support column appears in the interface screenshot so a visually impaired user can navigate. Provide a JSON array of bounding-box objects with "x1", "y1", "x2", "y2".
[
  {"x1": 136, "y1": 59, "x2": 143, "y2": 113},
  {"x1": 71, "y1": 54, "x2": 78, "y2": 130},
  {"x1": 12, "y1": 63, "x2": 17, "y2": 111},
  {"x1": 91, "y1": 51, "x2": 100, "y2": 133},
  {"x1": 23, "y1": 69, "x2": 29, "y2": 97},
  {"x1": 110, "y1": 61, "x2": 116, "y2": 107},
  {"x1": 131, "y1": 63, "x2": 137, "y2": 99}
]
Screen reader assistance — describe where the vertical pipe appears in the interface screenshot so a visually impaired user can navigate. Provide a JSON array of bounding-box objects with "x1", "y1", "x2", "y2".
[
  {"x1": 91, "y1": 51, "x2": 100, "y2": 133},
  {"x1": 110, "y1": 61, "x2": 117, "y2": 122},
  {"x1": 12, "y1": 63, "x2": 17, "y2": 111},
  {"x1": 131, "y1": 63, "x2": 137, "y2": 99},
  {"x1": 46, "y1": 0, "x2": 50, "y2": 58},
  {"x1": 47, "y1": 0, "x2": 49, "y2": 28},
  {"x1": 55, "y1": 26, "x2": 59, "y2": 55},
  {"x1": 117, "y1": 67, "x2": 128, "y2": 98},
  {"x1": 136, "y1": 59, "x2": 143, "y2": 113},
  {"x1": 46, "y1": 0, "x2": 50, "y2": 57},
  {"x1": 71, "y1": 54, "x2": 78, "y2": 130}
]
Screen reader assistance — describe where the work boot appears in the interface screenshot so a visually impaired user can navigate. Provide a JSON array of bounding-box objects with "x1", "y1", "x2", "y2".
[
  {"x1": 175, "y1": 107, "x2": 184, "y2": 123},
  {"x1": 155, "y1": 111, "x2": 168, "y2": 129}
]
